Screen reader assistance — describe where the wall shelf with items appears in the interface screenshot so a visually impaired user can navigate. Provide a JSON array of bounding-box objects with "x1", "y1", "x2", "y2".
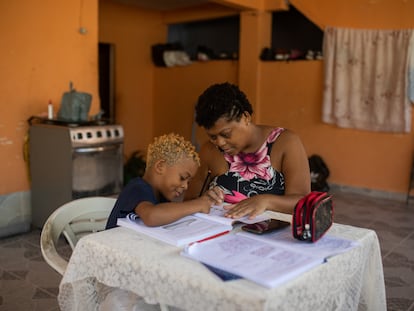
[
  {"x1": 261, "y1": 5, "x2": 324, "y2": 62},
  {"x1": 166, "y1": 15, "x2": 240, "y2": 63}
]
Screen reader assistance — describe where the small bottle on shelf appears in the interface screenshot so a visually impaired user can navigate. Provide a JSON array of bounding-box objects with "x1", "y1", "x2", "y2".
[{"x1": 48, "y1": 100, "x2": 54, "y2": 119}]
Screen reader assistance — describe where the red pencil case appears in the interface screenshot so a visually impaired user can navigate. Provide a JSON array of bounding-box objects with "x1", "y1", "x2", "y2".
[{"x1": 292, "y1": 191, "x2": 334, "y2": 242}]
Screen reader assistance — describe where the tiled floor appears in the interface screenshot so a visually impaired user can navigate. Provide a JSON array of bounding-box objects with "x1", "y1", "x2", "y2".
[{"x1": 0, "y1": 189, "x2": 414, "y2": 311}]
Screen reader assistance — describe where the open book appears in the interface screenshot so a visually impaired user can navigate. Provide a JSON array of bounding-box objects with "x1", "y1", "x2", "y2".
[
  {"x1": 181, "y1": 227, "x2": 358, "y2": 288},
  {"x1": 116, "y1": 205, "x2": 269, "y2": 247}
]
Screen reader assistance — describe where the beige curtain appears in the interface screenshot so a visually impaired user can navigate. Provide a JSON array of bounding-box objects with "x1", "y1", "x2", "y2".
[{"x1": 322, "y1": 27, "x2": 414, "y2": 133}]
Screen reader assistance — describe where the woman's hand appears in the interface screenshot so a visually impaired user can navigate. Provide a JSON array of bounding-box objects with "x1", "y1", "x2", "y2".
[
  {"x1": 223, "y1": 195, "x2": 271, "y2": 219},
  {"x1": 197, "y1": 186, "x2": 225, "y2": 214},
  {"x1": 204, "y1": 186, "x2": 224, "y2": 205}
]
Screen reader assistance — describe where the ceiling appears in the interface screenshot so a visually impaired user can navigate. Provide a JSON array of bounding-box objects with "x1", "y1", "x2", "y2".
[{"x1": 114, "y1": 0, "x2": 210, "y2": 11}]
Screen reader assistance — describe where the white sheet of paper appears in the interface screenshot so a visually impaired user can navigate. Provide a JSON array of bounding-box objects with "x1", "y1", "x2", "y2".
[
  {"x1": 182, "y1": 233, "x2": 324, "y2": 288},
  {"x1": 238, "y1": 227, "x2": 359, "y2": 258}
]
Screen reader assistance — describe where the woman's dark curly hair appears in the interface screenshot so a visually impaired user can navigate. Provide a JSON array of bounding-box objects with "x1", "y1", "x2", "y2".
[{"x1": 195, "y1": 82, "x2": 253, "y2": 129}]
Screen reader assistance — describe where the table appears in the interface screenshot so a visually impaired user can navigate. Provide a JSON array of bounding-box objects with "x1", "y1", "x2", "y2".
[{"x1": 58, "y1": 223, "x2": 386, "y2": 311}]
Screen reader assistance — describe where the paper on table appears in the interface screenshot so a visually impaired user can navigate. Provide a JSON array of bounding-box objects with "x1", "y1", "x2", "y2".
[
  {"x1": 238, "y1": 227, "x2": 359, "y2": 259},
  {"x1": 182, "y1": 233, "x2": 324, "y2": 288}
]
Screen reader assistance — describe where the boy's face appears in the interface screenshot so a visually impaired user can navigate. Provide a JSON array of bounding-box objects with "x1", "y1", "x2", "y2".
[{"x1": 159, "y1": 157, "x2": 198, "y2": 201}]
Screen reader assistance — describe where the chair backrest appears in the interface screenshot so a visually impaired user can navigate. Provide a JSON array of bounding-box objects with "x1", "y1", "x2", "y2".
[{"x1": 40, "y1": 196, "x2": 116, "y2": 275}]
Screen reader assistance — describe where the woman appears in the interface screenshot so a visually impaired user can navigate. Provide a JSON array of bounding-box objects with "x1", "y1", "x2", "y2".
[{"x1": 185, "y1": 82, "x2": 311, "y2": 219}]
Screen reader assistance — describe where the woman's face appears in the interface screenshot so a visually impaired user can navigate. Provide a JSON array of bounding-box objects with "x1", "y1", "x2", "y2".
[{"x1": 205, "y1": 115, "x2": 250, "y2": 155}]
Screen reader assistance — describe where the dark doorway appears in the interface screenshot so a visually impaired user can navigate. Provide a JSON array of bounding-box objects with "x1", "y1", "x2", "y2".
[{"x1": 98, "y1": 43, "x2": 115, "y2": 123}]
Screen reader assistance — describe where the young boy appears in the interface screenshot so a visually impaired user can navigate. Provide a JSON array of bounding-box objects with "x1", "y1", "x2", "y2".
[{"x1": 105, "y1": 133, "x2": 223, "y2": 229}]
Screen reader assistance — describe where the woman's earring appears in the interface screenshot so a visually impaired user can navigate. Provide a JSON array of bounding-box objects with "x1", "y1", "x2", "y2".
[{"x1": 244, "y1": 113, "x2": 251, "y2": 126}]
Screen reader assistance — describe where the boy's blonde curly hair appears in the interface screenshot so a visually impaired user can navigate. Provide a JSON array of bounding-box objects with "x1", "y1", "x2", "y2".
[{"x1": 146, "y1": 133, "x2": 200, "y2": 169}]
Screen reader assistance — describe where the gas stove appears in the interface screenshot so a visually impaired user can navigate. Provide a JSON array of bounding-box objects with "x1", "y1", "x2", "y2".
[{"x1": 28, "y1": 116, "x2": 123, "y2": 147}]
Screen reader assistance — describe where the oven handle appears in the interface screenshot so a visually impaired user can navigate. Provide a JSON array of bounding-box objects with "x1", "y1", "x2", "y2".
[{"x1": 74, "y1": 144, "x2": 121, "y2": 153}]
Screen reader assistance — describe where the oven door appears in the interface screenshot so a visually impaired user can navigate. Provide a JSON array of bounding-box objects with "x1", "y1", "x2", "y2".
[{"x1": 72, "y1": 143, "x2": 123, "y2": 199}]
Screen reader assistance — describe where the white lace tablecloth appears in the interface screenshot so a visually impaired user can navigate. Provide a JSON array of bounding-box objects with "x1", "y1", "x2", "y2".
[{"x1": 58, "y1": 224, "x2": 386, "y2": 311}]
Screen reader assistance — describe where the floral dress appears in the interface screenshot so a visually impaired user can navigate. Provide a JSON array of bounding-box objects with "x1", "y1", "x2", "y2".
[{"x1": 210, "y1": 127, "x2": 286, "y2": 204}]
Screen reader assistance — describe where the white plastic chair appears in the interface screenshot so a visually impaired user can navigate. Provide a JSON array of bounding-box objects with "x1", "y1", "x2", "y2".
[
  {"x1": 40, "y1": 196, "x2": 116, "y2": 275},
  {"x1": 40, "y1": 196, "x2": 173, "y2": 311}
]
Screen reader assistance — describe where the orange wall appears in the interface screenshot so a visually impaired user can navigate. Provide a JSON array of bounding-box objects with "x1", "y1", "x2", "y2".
[
  {"x1": 1, "y1": 0, "x2": 413, "y2": 197},
  {"x1": 98, "y1": 0, "x2": 166, "y2": 158},
  {"x1": 259, "y1": 61, "x2": 412, "y2": 193},
  {"x1": 280, "y1": 0, "x2": 414, "y2": 193},
  {"x1": 152, "y1": 0, "x2": 414, "y2": 195},
  {"x1": 0, "y1": 0, "x2": 99, "y2": 194},
  {"x1": 153, "y1": 61, "x2": 238, "y2": 143},
  {"x1": 291, "y1": 0, "x2": 414, "y2": 29}
]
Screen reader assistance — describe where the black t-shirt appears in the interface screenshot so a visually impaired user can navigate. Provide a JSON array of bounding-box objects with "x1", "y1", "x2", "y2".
[{"x1": 105, "y1": 177, "x2": 166, "y2": 229}]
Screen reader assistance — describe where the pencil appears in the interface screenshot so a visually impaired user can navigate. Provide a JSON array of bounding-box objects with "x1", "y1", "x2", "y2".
[
  {"x1": 199, "y1": 170, "x2": 212, "y2": 197},
  {"x1": 192, "y1": 230, "x2": 230, "y2": 244}
]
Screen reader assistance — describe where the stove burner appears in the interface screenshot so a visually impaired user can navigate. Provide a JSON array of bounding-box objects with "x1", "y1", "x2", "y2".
[
  {"x1": 69, "y1": 125, "x2": 123, "y2": 147},
  {"x1": 27, "y1": 116, "x2": 123, "y2": 147}
]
